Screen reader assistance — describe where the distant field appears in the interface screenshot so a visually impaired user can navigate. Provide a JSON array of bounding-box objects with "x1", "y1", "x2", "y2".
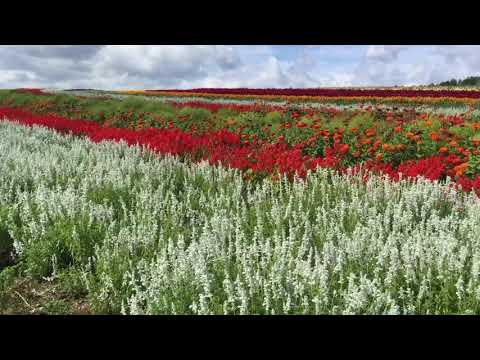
[{"x1": 1, "y1": 87, "x2": 480, "y2": 314}]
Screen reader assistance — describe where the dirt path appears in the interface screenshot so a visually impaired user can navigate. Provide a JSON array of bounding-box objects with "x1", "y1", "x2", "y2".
[{"x1": 0, "y1": 277, "x2": 92, "y2": 315}]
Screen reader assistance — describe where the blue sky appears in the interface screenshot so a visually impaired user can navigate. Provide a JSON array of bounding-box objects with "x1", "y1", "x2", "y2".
[{"x1": 0, "y1": 45, "x2": 479, "y2": 89}]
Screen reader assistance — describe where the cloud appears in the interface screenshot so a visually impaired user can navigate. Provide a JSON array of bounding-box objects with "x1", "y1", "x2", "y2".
[
  {"x1": 0, "y1": 69, "x2": 38, "y2": 84},
  {"x1": 365, "y1": 45, "x2": 408, "y2": 63},
  {"x1": 0, "y1": 45, "x2": 104, "y2": 88},
  {"x1": 93, "y1": 45, "x2": 242, "y2": 81},
  {"x1": 1, "y1": 45, "x2": 480, "y2": 89},
  {"x1": 0, "y1": 45, "x2": 246, "y2": 89},
  {"x1": 431, "y1": 45, "x2": 480, "y2": 70},
  {"x1": 353, "y1": 45, "x2": 480, "y2": 86}
]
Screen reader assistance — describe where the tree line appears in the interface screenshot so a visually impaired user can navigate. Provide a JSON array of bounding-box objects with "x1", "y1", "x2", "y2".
[{"x1": 429, "y1": 76, "x2": 480, "y2": 87}]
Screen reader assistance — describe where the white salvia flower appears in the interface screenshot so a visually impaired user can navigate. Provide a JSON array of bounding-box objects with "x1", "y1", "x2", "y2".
[
  {"x1": 2, "y1": 120, "x2": 480, "y2": 315},
  {"x1": 456, "y1": 276, "x2": 465, "y2": 302}
]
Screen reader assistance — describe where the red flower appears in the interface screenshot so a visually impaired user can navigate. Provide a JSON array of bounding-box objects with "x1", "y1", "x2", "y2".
[
  {"x1": 366, "y1": 129, "x2": 376, "y2": 137},
  {"x1": 339, "y1": 144, "x2": 349, "y2": 154}
]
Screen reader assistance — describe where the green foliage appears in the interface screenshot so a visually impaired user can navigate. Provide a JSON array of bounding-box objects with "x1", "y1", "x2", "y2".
[
  {"x1": 22, "y1": 217, "x2": 106, "y2": 279},
  {"x1": 0, "y1": 266, "x2": 18, "y2": 309},
  {"x1": 0, "y1": 207, "x2": 14, "y2": 270},
  {"x1": 466, "y1": 154, "x2": 480, "y2": 178},
  {"x1": 57, "y1": 268, "x2": 88, "y2": 298},
  {"x1": 263, "y1": 111, "x2": 284, "y2": 125},
  {"x1": 450, "y1": 125, "x2": 474, "y2": 140},
  {"x1": 43, "y1": 299, "x2": 72, "y2": 315},
  {"x1": 217, "y1": 107, "x2": 239, "y2": 118},
  {"x1": 178, "y1": 107, "x2": 210, "y2": 122},
  {"x1": 325, "y1": 117, "x2": 346, "y2": 133},
  {"x1": 87, "y1": 185, "x2": 134, "y2": 220},
  {"x1": 347, "y1": 113, "x2": 375, "y2": 132}
]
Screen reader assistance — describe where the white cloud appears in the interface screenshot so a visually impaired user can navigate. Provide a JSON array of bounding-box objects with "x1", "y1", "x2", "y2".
[
  {"x1": 0, "y1": 69, "x2": 38, "y2": 86},
  {"x1": 1, "y1": 45, "x2": 480, "y2": 89},
  {"x1": 365, "y1": 45, "x2": 407, "y2": 63}
]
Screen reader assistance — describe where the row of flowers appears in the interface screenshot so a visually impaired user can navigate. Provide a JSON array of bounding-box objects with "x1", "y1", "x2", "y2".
[
  {"x1": 2, "y1": 107, "x2": 480, "y2": 195},
  {"x1": 4, "y1": 89, "x2": 480, "y2": 172},
  {"x1": 121, "y1": 90, "x2": 480, "y2": 107},
  {"x1": 145, "y1": 88, "x2": 480, "y2": 99}
]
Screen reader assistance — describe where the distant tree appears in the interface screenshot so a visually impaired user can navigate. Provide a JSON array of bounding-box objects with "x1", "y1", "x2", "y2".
[
  {"x1": 460, "y1": 76, "x2": 480, "y2": 86},
  {"x1": 433, "y1": 76, "x2": 480, "y2": 87}
]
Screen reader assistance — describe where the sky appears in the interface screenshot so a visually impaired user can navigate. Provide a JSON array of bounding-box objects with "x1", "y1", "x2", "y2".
[{"x1": 0, "y1": 45, "x2": 479, "y2": 89}]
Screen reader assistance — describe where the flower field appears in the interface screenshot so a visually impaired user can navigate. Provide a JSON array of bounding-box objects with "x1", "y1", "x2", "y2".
[{"x1": 1, "y1": 87, "x2": 480, "y2": 314}]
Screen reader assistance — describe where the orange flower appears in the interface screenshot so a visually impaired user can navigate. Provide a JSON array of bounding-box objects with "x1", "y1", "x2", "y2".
[
  {"x1": 382, "y1": 143, "x2": 391, "y2": 151},
  {"x1": 396, "y1": 144, "x2": 406, "y2": 151},
  {"x1": 454, "y1": 162, "x2": 468, "y2": 177},
  {"x1": 429, "y1": 132, "x2": 439, "y2": 141},
  {"x1": 350, "y1": 127, "x2": 357, "y2": 133},
  {"x1": 394, "y1": 126, "x2": 402, "y2": 133},
  {"x1": 448, "y1": 140, "x2": 458, "y2": 147},
  {"x1": 439, "y1": 147, "x2": 448, "y2": 153},
  {"x1": 375, "y1": 153, "x2": 383, "y2": 162},
  {"x1": 406, "y1": 131, "x2": 414, "y2": 139},
  {"x1": 472, "y1": 122, "x2": 480, "y2": 130},
  {"x1": 426, "y1": 120, "x2": 433, "y2": 126}
]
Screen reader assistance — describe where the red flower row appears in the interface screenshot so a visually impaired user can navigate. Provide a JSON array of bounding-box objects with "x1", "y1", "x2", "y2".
[
  {"x1": 15, "y1": 88, "x2": 48, "y2": 95},
  {"x1": 147, "y1": 88, "x2": 480, "y2": 99},
  {"x1": 1, "y1": 107, "x2": 480, "y2": 195}
]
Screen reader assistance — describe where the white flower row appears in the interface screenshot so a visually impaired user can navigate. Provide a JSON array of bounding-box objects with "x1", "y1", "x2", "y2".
[{"x1": 1, "y1": 119, "x2": 480, "y2": 314}]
